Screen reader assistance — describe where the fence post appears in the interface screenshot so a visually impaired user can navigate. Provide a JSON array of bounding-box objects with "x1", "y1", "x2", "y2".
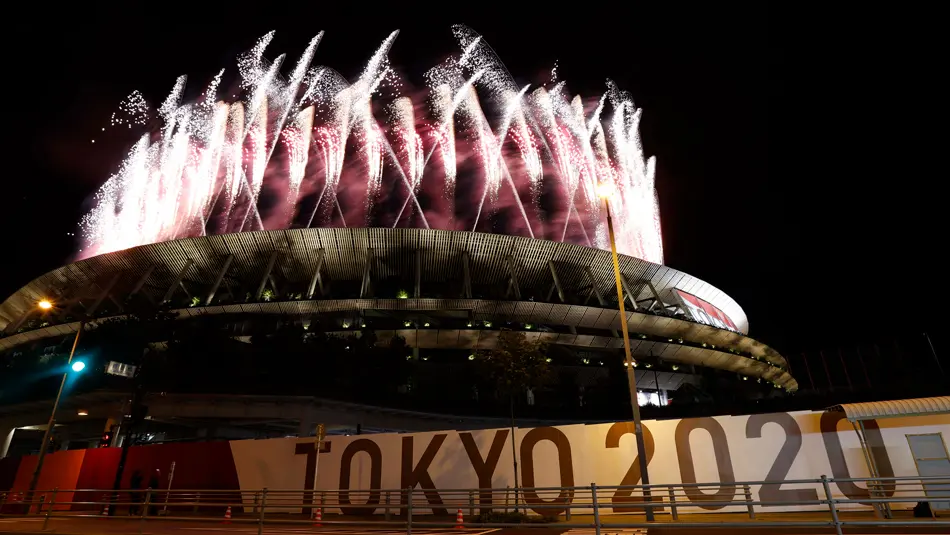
[
  {"x1": 140, "y1": 489, "x2": 151, "y2": 535},
  {"x1": 406, "y1": 488, "x2": 413, "y2": 535},
  {"x1": 258, "y1": 488, "x2": 267, "y2": 535},
  {"x1": 504, "y1": 486, "x2": 510, "y2": 513},
  {"x1": 42, "y1": 488, "x2": 57, "y2": 531},
  {"x1": 590, "y1": 483, "x2": 601, "y2": 535},
  {"x1": 385, "y1": 490, "x2": 391, "y2": 521},
  {"x1": 469, "y1": 489, "x2": 475, "y2": 517},
  {"x1": 819, "y1": 475, "x2": 843, "y2": 535},
  {"x1": 668, "y1": 487, "x2": 678, "y2": 520},
  {"x1": 194, "y1": 491, "x2": 200, "y2": 514},
  {"x1": 743, "y1": 484, "x2": 755, "y2": 519}
]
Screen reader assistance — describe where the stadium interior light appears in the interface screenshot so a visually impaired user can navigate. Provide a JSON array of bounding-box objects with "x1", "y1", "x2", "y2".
[
  {"x1": 38, "y1": 300, "x2": 53, "y2": 310},
  {"x1": 71, "y1": 361, "x2": 86, "y2": 373}
]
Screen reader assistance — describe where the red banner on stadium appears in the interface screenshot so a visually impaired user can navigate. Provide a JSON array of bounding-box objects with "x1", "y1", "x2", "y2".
[{"x1": 673, "y1": 289, "x2": 738, "y2": 331}]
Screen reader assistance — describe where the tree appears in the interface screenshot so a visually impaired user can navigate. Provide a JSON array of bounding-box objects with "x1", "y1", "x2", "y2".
[{"x1": 474, "y1": 330, "x2": 553, "y2": 512}]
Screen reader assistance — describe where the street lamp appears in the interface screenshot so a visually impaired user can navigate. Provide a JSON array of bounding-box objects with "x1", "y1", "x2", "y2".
[
  {"x1": 598, "y1": 183, "x2": 654, "y2": 520},
  {"x1": 26, "y1": 300, "x2": 85, "y2": 509}
]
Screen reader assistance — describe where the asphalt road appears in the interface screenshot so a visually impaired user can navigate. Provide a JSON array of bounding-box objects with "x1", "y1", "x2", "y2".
[{"x1": 0, "y1": 516, "x2": 946, "y2": 535}]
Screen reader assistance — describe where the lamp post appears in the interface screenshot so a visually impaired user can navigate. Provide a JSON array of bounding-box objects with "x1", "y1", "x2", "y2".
[
  {"x1": 26, "y1": 300, "x2": 85, "y2": 508},
  {"x1": 597, "y1": 184, "x2": 654, "y2": 520}
]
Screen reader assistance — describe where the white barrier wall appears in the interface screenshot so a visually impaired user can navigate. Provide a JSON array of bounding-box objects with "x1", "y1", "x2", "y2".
[{"x1": 229, "y1": 410, "x2": 950, "y2": 514}]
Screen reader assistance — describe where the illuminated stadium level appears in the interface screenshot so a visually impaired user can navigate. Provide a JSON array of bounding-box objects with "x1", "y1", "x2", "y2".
[{"x1": 0, "y1": 228, "x2": 797, "y2": 391}]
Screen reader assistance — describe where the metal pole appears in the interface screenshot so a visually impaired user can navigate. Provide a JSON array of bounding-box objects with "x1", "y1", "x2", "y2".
[
  {"x1": 924, "y1": 333, "x2": 944, "y2": 376},
  {"x1": 313, "y1": 424, "x2": 325, "y2": 511},
  {"x1": 743, "y1": 484, "x2": 755, "y2": 519},
  {"x1": 406, "y1": 488, "x2": 413, "y2": 535},
  {"x1": 27, "y1": 322, "x2": 84, "y2": 504},
  {"x1": 590, "y1": 483, "x2": 601, "y2": 535},
  {"x1": 819, "y1": 475, "x2": 843, "y2": 535},
  {"x1": 603, "y1": 196, "x2": 654, "y2": 521},
  {"x1": 258, "y1": 488, "x2": 267, "y2": 535},
  {"x1": 507, "y1": 396, "x2": 520, "y2": 514},
  {"x1": 110, "y1": 347, "x2": 151, "y2": 515},
  {"x1": 140, "y1": 488, "x2": 151, "y2": 535},
  {"x1": 42, "y1": 488, "x2": 57, "y2": 531},
  {"x1": 163, "y1": 461, "x2": 176, "y2": 514}
]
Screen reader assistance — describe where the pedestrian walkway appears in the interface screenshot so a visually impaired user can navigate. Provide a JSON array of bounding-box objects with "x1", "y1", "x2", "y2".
[{"x1": 562, "y1": 529, "x2": 647, "y2": 535}]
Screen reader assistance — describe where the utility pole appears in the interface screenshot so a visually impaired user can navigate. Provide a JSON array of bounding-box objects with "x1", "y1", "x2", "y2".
[
  {"x1": 598, "y1": 185, "x2": 654, "y2": 521},
  {"x1": 26, "y1": 322, "x2": 85, "y2": 507},
  {"x1": 107, "y1": 348, "x2": 150, "y2": 516}
]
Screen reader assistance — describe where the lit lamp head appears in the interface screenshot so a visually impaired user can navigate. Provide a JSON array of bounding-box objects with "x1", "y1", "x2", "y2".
[
  {"x1": 596, "y1": 182, "x2": 616, "y2": 199},
  {"x1": 71, "y1": 361, "x2": 86, "y2": 373},
  {"x1": 38, "y1": 300, "x2": 53, "y2": 310}
]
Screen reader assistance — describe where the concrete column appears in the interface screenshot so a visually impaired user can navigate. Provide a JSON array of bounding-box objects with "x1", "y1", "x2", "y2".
[{"x1": 1, "y1": 428, "x2": 14, "y2": 458}]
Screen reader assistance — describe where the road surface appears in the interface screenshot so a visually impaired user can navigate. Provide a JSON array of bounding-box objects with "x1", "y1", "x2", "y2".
[{"x1": 0, "y1": 516, "x2": 945, "y2": 534}]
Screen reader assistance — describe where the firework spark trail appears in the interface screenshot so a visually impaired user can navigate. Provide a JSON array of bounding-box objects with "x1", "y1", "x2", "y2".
[
  {"x1": 451, "y1": 28, "x2": 539, "y2": 237},
  {"x1": 264, "y1": 33, "x2": 323, "y2": 206},
  {"x1": 196, "y1": 101, "x2": 230, "y2": 235},
  {"x1": 395, "y1": 67, "x2": 483, "y2": 229},
  {"x1": 469, "y1": 88, "x2": 537, "y2": 238},
  {"x1": 80, "y1": 26, "x2": 662, "y2": 264},
  {"x1": 284, "y1": 106, "x2": 314, "y2": 204},
  {"x1": 430, "y1": 84, "x2": 457, "y2": 188},
  {"x1": 305, "y1": 86, "x2": 350, "y2": 229},
  {"x1": 421, "y1": 69, "x2": 483, "y2": 172},
  {"x1": 391, "y1": 97, "x2": 424, "y2": 191},
  {"x1": 238, "y1": 51, "x2": 284, "y2": 232}
]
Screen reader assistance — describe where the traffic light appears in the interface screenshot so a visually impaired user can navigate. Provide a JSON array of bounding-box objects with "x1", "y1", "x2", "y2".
[{"x1": 99, "y1": 430, "x2": 114, "y2": 448}]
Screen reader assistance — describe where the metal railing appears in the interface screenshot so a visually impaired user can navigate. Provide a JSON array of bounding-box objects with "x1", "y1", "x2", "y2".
[{"x1": 1, "y1": 474, "x2": 947, "y2": 535}]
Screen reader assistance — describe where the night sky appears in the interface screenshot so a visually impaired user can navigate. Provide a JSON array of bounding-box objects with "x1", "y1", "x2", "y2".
[{"x1": 5, "y1": 6, "x2": 942, "y2": 365}]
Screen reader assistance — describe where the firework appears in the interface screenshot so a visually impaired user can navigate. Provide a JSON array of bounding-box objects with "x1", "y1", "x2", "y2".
[{"x1": 80, "y1": 26, "x2": 663, "y2": 263}]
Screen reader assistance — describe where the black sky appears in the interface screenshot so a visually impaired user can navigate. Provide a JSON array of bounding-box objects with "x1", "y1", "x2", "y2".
[{"x1": 5, "y1": 6, "x2": 942, "y2": 361}]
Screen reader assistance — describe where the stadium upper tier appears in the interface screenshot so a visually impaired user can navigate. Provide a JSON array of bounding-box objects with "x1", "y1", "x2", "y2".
[{"x1": 0, "y1": 228, "x2": 797, "y2": 390}]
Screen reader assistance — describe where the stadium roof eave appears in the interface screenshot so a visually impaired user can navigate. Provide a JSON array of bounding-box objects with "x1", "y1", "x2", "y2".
[
  {"x1": 828, "y1": 396, "x2": 950, "y2": 421},
  {"x1": 1, "y1": 228, "x2": 750, "y2": 333}
]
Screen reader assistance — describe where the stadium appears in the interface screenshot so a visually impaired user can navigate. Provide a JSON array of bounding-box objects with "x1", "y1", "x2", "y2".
[
  {"x1": 0, "y1": 226, "x2": 796, "y2": 451},
  {"x1": 2, "y1": 27, "x2": 797, "y2": 452}
]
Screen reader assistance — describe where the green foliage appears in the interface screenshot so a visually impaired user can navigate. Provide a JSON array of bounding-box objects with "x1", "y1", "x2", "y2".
[{"x1": 474, "y1": 330, "x2": 553, "y2": 396}]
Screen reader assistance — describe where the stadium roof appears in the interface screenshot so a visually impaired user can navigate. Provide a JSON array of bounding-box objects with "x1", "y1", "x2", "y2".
[
  {"x1": 829, "y1": 396, "x2": 950, "y2": 421},
  {"x1": 0, "y1": 228, "x2": 795, "y2": 389}
]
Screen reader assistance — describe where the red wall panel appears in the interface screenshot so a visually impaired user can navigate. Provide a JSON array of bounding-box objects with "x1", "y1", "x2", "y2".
[
  {"x1": 3, "y1": 442, "x2": 240, "y2": 513},
  {"x1": 72, "y1": 447, "x2": 121, "y2": 511}
]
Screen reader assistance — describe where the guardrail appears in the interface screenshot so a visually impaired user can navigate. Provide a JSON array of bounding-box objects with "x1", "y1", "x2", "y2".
[{"x1": 1, "y1": 474, "x2": 947, "y2": 535}]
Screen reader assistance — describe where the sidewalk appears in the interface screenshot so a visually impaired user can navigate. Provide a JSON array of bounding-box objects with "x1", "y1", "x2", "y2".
[{"x1": 0, "y1": 511, "x2": 946, "y2": 535}]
